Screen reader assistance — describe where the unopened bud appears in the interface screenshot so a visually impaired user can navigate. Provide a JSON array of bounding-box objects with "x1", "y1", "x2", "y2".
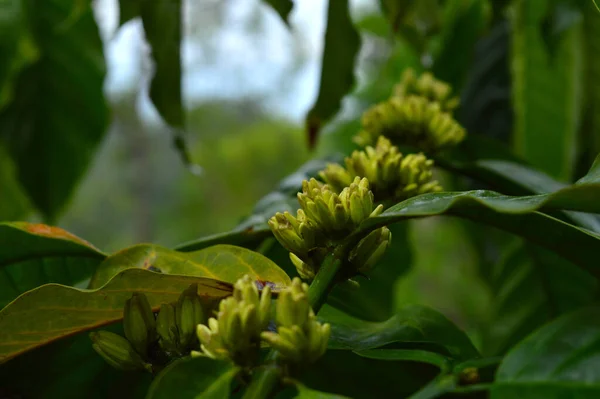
[
  {"x1": 156, "y1": 303, "x2": 180, "y2": 354},
  {"x1": 90, "y1": 331, "x2": 150, "y2": 371},
  {"x1": 176, "y1": 284, "x2": 205, "y2": 349},
  {"x1": 349, "y1": 226, "x2": 391, "y2": 274},
  {"x1": 123, "y1": 292, "x2": 156, "y2": 357}
]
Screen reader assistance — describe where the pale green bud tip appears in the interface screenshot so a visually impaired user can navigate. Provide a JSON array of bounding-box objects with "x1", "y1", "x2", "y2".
[{"x1": 90, "y1": 331, "x2": 149, "y2": 371}]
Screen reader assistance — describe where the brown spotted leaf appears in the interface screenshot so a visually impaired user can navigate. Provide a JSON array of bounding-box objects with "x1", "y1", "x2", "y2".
[{"x1": 0, "y1": 222, "x2": 106, "y2": 308}]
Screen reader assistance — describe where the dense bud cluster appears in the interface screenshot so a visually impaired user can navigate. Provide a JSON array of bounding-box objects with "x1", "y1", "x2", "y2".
[
  {"x1": 261, "y1": 278, "x2": 330, "y2": 364},
  {"x1": 269, "y1": 177, "x2": 386, "y2": 279},
  {"x1": 320, "y1": 136, "x2": 442, "y2": 202},
  {"x1": 193, "y1": 275, "x2": 272, "y2": 367},
  {"x1": 393, "y1": 68, "x2": 459, "y2": 112},
  {"x1": 355, "y1": 95, "x2": 466, "y2": 152}
]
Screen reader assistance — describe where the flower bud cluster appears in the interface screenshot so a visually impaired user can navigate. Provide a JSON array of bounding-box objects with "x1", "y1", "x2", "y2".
[
  {"x1": 269, "y1": 177, "x2": 386, "y2": 279},
  {"x1": 320, "y1": 136, "x2": 442, "y2": 203},
  {"x1": 355, "y1": 95, "x2": 466, "y2": 152},
  {"x1": 260, "y1": 278, "x2": 330, "y2": 365},
  {"x1": 193, "y1": 275, "x2": 272, "y2": 367},
  {"x1": 393, "y1": 68, "x2": 459, "y2": 112}
]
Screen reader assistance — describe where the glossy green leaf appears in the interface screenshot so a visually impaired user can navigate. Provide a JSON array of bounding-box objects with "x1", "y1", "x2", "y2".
[
  {"x1": 0, "y1": 269, "x2": 232, "y2": 363},
  {"x1": 0, "y1": 222, "x2": 105, "y2": 308},
  {"x1": 90, "y1": 244, "x2": 290, "y2": 289},
  {"x1": 482, "y1": 243, "x2": 597, "y2": 356},
  {"x1": 306, "y1": 0, "x2": 360, "y2": 147},
  {"x1": 293, "y1": 381, "x2": 350, "y2": 399},
  {"x1": 354, "y1": 349, "x2": 452, "y2": 372},
  {"x1": 147, "y1": 357, "x2": 238, "y2": 399},
  {"x1": 175, "y1": 225, "x2": 272, "y2": 253},
  {"x1": 493, "y1": 307, "x2": 600, "y2": 398},
  {"x1": 262, "y1": 0, "x2": 293, "y2": 26},
  {"x1": 0, "y1": 0, "x2": 108, "y2": 221},
  {"x1": 511, "y1": 0, "x2": 583, "y2": 180},
  {"x1": 140, "y1": 0, "x2": 183, "y2": 128},
  {"x1": 319, "y1": 304, "x2": 479, "y2": 361},
  {"x1": 328, "y1": 223, "x2": 412, "y2": 321},
  {"x1": 360, "y1": 189, "x2": 600, "y2": 279}
]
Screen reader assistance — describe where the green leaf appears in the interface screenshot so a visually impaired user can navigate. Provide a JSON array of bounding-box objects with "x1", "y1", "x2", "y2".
[
  {"x1": 0, "y1": 144, "x2": 30, "y2": 221},
  {"x1": 0, "y1": 0, "x2": 108, "y2": 221},
  {"x1": 306, "y1": 0, "x2": 360, "y2": 148},
  {"x1": 175, "y1": 225, "x2": 272, "y2": 252},
  {"x1": 293, "y1": 381, "x2": 351, "y2": 399},
  {"x1": 0, "y1": 325, "x2": 151, "y2": 399},
  {"x1": 262, "y1": 0, "x2": 294, "y2": 26},
  {"x1": 0, "y1": 222, "x2": 105, "y2": 308},
  {"x1": 90, "y1": 244, "x2": 291, "y2": 289},
  {"x1": 147, "y1": 357, "x2": 238, "y2": 399},
  {"x1": 302, "y1": 349, "x2": 440, "y2": 398},
  {"x1": 319, "y1": 304, "x2": 479, "y2": 361},
  {"x1": 360, "y1": 189, "x2": 600, "y2": 279},
  {"x1": 0, "y1": 268, "x2": 232, "y2": 363},
  {"x1": 328, "y1": 223, "x2": 412, "y2": 321},
  {"x1": 579, "y1": 4, "x2": 600, "y2": 175},
  {"x1": 511, "y1": 0, "x2": 583, "y2": 180},
  {"x1": 482, "y1": 243, "x2": 597, "y2": 356},
  {"x1": 140, "y1": 0, "x2": 183, "y2": 128},
  {"x1": 492, "y1": 307, "x2": 600, "y2": 398}
]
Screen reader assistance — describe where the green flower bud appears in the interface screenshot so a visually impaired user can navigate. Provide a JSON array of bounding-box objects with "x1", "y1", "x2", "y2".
[
  {"x1": 123, "y1": 292, "x2": 156, "y2": 357},
  {"x1": 195, "y1": 275, "x2": 272, "y2": 366},
  {"x1": 90, "y1": 331, "x2": 151, "y2": 372},
  {"x1": 156, "y1": 303, "x2": 181, "y2": 354},
  {"x1": 289, "y1": 253, "x2": 316, "y2": 280},
  {"x1": 354, "y1": 95, "x2": 466, "y2": 152},
  {"x1": 260, "y1": 278, "x2": 330, "y2": 365},
  {"x1": 297, "y1": 177, "x2": 383, "y2": 237},
  {"x1": 320, "y1": 136, "x2": 442, "y2": 202},
  {"x1": 176, "y1": 284, "x2": 205, "y2": 349},
  {"x1": 393, "y1": 69, "x2": 459, "y2": 112},
  {"x1": 349, "y1": 226, "x2": 391, "y2": 274}
]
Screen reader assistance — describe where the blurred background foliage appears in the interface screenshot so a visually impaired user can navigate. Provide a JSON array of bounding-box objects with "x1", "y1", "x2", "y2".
[{"x1": 1, "y1": 0, "x2": 599, "y2": 355}]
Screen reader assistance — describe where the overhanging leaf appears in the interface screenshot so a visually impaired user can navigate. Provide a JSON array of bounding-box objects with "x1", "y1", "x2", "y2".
[
  {"x1": 147, "y1": 357, "x2": 239, "y2": 399},
  {"x1": 262, "y1": 0, "x2": 294, "y2": 26},
  {"x1": 511, "y1": 0, "x2": 583, "y2": 180},
  {"x1": 492, "y1": 307, "x2": 600, "y2": 398},
  {"x1": 0, "y1": 0, "x2": 108, "y2": 221},
  {"x1": 90, "y1": 244, "x2": 291, "y2": 289},
  {"x1": 0, "y1": 222, "x2": 105, "y2": 308},
  {"x1": 293, "y1": 381, "x2": 351, "y2": 399},
  {"x1": 306, "y1": 0, "x2": 360, "y2": 148},
  {"x1": 140, "y1": 0, "x2": 182, "y2": 128},
  {"x1": 359, "y1": 189, "x2": 600, "y2": 278},
  {"x1": 319, "y1": 304, "x2": 479, "y2": 361},
  {"x1": 0, "y1": 269, "x2": 233, "y2": 363}
]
